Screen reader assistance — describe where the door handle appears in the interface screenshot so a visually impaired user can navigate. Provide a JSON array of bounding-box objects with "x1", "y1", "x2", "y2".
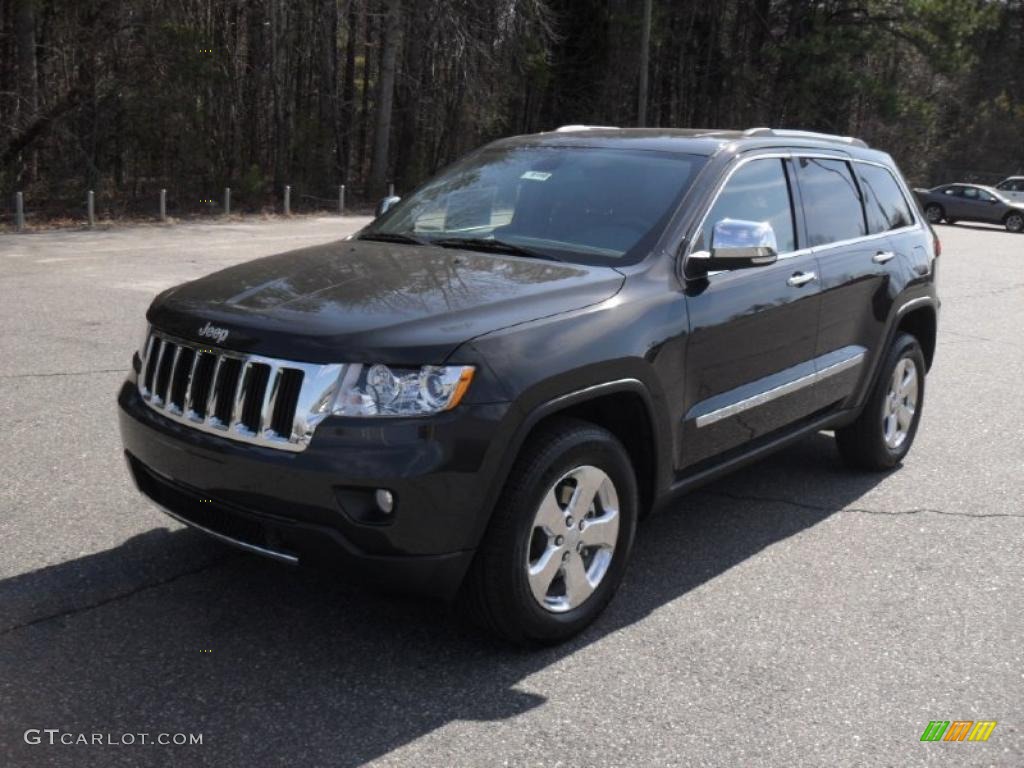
[
  {"x1": 873, "y1": 251, "x2": 896, "y2": 264},
  {"x1": 787, "y1": 271, "x2": 817, "y2": 287}
]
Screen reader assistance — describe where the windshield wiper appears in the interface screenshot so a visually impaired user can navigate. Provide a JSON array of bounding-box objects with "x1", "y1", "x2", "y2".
[
  {"x1": 357, "y1": 232, "x2": 430, "y2": 245},
  {"x1": 431, "y1": 237, "x2": 562, "y2": 262}
]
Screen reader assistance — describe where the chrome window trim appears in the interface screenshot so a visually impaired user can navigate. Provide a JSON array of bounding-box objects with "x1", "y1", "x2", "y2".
[
  {"x1": 695, "y1": 352, "x2": 865, "y2": 428},
  {"x1": 682, "y1": 152, "x2": 923, "y2": 277}
]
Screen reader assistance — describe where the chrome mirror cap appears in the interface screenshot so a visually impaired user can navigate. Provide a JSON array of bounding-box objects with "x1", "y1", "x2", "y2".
[
  {"x1": 710, "y1": 218, "x2": 779, "y2": 264},
  {"x1": 375, "y1": 195, "x2": 401, "y2": 218}
]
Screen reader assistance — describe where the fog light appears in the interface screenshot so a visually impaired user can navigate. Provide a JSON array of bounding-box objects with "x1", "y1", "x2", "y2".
[{"x1": 374, "y1": 489, "x2": 395, "y2": 515}]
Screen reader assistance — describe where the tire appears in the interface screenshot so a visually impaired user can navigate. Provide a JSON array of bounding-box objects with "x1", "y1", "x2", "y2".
[
  {"x1": 463, "y1": 417, "x2": 638, "y2": 644},
  {"x1": 835, "y1": 332, "x2": 926, "y2": 471},
  {"x1": 946, "y1": 218, "x2": 957, "y2": 224},
  {"x1": 923, "y1": 204, "x2": 944, "y2": 225},
  {"x1": 1005, "y1": 211, "x2": 1024, "y2": 233}
]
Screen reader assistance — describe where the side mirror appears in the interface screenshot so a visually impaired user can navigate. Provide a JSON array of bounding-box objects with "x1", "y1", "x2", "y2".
[
  {"x1": 689, "y1": 219, "x2": 779, "y2": 273},
  {"x1": 375, "y1": 195, "x2": 401, "y2": 218}
]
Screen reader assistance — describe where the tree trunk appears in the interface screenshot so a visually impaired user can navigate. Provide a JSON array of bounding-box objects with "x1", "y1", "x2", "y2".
[
  {"x1": 340, "y1": 0, "x2": 357, "y2": 186},
  {"x1": 637, "y1": 0, "x2": 652, "y2": 126},
  {"x1": 369, "y1": 0, "x2": 401, "y2": 197},
  {"x1": 14, "y1": 0, "x2": 39, "y2": 180}
]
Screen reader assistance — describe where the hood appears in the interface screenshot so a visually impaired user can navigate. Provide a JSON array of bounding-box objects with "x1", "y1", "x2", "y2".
[{"x1": 148, "y1": 238, "x2": 624, "y2": 363}]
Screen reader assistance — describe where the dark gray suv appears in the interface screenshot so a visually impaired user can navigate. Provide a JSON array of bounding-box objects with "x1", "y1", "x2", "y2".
[{"x1": 119, "y1": 127, "x2": 939, "y2": 643}]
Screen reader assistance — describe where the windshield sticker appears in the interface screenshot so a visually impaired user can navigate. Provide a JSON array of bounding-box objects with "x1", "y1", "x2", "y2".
[{"x1": 521, "y1": 171, "x2": 552, "y2": 181}]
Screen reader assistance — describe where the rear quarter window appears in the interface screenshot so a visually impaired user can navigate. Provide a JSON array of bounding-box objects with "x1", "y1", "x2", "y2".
[
  {"x1": 794, "y1": 157, "x2": 866, "y2": 246},
  {"x1": 857, "y1": 163, "x2": 915, "y2": 233}
]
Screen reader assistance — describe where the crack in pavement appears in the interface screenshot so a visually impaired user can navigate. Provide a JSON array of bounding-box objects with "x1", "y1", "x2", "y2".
[
  {"x1": 0, "y1": 368, "x2": 127, "y2": 380},
  {"x1": 0, "y1": 556, "x2": 232, "y2": 639},
  {"x1": 699, "y1": 489, "x2": 1024, "y2": 520}
]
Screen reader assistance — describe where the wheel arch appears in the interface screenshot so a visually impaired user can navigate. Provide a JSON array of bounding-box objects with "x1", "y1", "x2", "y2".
[
  {"x1": 896, "y1": 303, "x2": 937, "y2": 370},
  {"x1": 475, "y1": 379, "x2": 668, "y2": 553}
]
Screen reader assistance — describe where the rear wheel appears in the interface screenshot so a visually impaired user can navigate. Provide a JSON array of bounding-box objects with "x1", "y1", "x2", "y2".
[
  {"x1": 924, "y1": 204, "x2": 944, "y2": 224},
  {"x1": 463, "y1": 418, "x2": 638, "y2": 644},
  {"x1": 836, "y1": 333, "x2": 926, "y2": 471},
  {"x1": 1006, "y1": 211, "x2": 1024, "y2": 233}
]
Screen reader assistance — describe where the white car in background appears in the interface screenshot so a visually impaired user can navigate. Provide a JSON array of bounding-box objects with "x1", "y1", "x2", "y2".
[{"x1": 995, "y1": 176, "x2": 1024, "y2": 203}]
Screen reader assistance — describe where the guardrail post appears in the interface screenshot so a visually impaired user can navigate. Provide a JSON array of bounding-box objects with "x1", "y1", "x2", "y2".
[
  {"x1": 160, "y1": 188, "x2": 167, "y2": 221},
  {"x1": 339, "y1": 184, "x2": 346, "y2": 215},
  {"x1": 224, "y1": 187, "x2": 231, "y2": 216},
  {"x1": 87, "y1": 190, "x2": 95, "y2": 227},
  {"x1": 284, "y1": 185, "x2": 291, "y2": 216},
  {"x1": 15, "y1": 191, "x2": 25, "y2": 232}
]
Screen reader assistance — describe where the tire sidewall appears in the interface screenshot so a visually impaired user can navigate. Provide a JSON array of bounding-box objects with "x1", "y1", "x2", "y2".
[
  {"x1": 1006, "y1": 212, "x2": 1024, "y2": 233},
  {"x1": 505, "y1": 429, "x2": 638, "y2": 641}
]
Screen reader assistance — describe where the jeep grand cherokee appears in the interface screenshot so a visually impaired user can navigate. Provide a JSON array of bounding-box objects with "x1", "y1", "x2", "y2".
[{"x1": 118, "y1": 127, "x2": 939, "y2": 643}]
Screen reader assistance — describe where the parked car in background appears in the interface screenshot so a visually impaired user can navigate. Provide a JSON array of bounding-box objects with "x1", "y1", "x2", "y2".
[
  {"x1": 995, "y1": 175, "x2": 1024, "y2": 203},
  {"x1": 914, "y1": 183, "x2": 1024, "y2": 232}
]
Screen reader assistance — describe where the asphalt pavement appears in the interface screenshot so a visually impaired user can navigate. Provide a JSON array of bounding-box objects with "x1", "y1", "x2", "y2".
[{"x1": 0, "y1": 217, "x2": 1021, "y2": 767}]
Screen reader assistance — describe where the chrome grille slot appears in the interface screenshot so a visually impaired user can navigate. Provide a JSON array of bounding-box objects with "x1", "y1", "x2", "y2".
[
  {"x1": 137, "y1": 329, "x2": 343, "y2": 453},
  {"x1": 214, "y1": 358, "x2": 243, "y2": 426},
  {"x1": 240, "y1": 363, "x2": 271, "y2": 433},
  {"x1": 169, "y1": 346, "x2": 195, "y2": 412},
  {"x1": 272, "y1": 369, "x2": 304, "y2": 436},
  {"x1": 186, "y1": 353, "x2": 217, "y2": 419},
  {"x1": 154, "y1": 341, "x2": 176, "y2": 404}
]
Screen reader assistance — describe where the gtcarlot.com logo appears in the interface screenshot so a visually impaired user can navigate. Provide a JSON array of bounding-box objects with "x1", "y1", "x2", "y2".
[{"x1": 24, "y1": 729, "x2": 203, "y2": 746}]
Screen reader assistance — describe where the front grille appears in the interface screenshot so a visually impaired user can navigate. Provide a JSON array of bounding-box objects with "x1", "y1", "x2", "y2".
[{"x1": 138, "y1": 329, "x2": 346, "y2": 452}]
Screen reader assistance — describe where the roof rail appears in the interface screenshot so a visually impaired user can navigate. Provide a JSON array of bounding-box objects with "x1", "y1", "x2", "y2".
[
  {"x1": 742, "y1": 127, "x2": 868, "y2": 148},
  {"x1": 554, "y1": 124, "x2": 620, "y2": 132}
]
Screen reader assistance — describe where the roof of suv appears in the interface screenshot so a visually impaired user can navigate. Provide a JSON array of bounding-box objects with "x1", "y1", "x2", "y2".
[{"x1": 491, "y1": 126, "x2": 887, "y2": 162}]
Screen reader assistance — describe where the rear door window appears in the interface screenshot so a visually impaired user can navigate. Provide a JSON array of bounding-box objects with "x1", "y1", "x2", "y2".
[
  {"x1": 794, "y1": 157, "x2": 866, "y2": 246},
  {"x1": 856, "y1": 163, "x2": 915, "y2": 233}
]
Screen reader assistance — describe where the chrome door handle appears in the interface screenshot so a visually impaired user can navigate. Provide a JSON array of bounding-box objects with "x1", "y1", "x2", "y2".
[
  {"x1": 787, "y1": 271, "x2": 817, "y2": 287},
  {"x1": 873, "y1": 251, "x2": 896, "y2": 264}
]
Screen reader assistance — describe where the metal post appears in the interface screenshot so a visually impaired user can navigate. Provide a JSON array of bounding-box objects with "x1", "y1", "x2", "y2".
[
  {"x1": 15, "y1": 192, "x2": 25, "y2": 232},
  {"x1": 224, "y1": 187, "x2": 231, "y2": 216},
  {"x1": 87, "y1": 190, "x2": 95, "y2": 227},
  {"x1": 387, "y1": 182, "x2": 395, "y2": 197},
  {"x1": 159, "y1": 189, "x2": 167, "y2": 221},
  {"x1": 284, "y1": 185, "x2": 291, "y2": 216},
  {"x1": 339, "y1": 184, "x2": 346, "y2": 215}
]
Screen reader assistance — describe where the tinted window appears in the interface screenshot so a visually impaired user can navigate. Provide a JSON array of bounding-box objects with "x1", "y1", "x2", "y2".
[
  {"x1": 857, "y1": 163, "x2": 914, "y2": 233},
  {"x1": 695, "y1": 159, "x2": 796, "y2": 253},
  {"x1": 795, "y1": 157, "x2": 866, "y2": 246},
  {"x1": 941, "y1": 187, "x2": 959, "y2": 197},
  {"x1": 367, "y1": 146, "x2": 706, "y2": 266},
  {"x1": 998, "y1": 179, "x2": 1024, "y2": 192}
]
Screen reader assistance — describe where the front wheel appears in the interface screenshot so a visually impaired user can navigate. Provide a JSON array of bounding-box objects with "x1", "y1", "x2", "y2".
[
  {"x1": 835, "y1": 333, "x2": 926, "y2": 471},
  {"x1": 463, "y1": 418, "x2": 638, "y2": 644},
  {"x1": 1006, "y1": 211, "x2": 1024, "y2": 233}
]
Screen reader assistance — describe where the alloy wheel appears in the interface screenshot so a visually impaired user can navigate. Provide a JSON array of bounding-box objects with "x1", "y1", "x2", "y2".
[
  {"x1": 882, "y1": 357, "x2": 919, "y2": 449},
  {"x1": 525, "y1": 465, "x2": 619, "y2": 613}
]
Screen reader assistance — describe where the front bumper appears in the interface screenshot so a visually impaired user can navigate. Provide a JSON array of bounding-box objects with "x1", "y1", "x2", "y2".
[{"x1": 118, "y1": 380, "x2": 513, "y2": 598}]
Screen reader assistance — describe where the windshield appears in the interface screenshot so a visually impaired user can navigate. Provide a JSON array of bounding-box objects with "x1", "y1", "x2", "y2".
[{"x1": 363, "y1": 146, "x2": 706, "y2": 266}]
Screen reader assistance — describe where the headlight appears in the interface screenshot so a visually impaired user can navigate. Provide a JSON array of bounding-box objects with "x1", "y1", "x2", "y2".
[{"x1": 331, "y1": 364, "x2": 475, "y2": 417}]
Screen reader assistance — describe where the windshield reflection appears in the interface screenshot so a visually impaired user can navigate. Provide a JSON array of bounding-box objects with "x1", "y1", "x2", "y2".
[{"x1": 365, "y1": 146, "x2": 705, "y2": 266}]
